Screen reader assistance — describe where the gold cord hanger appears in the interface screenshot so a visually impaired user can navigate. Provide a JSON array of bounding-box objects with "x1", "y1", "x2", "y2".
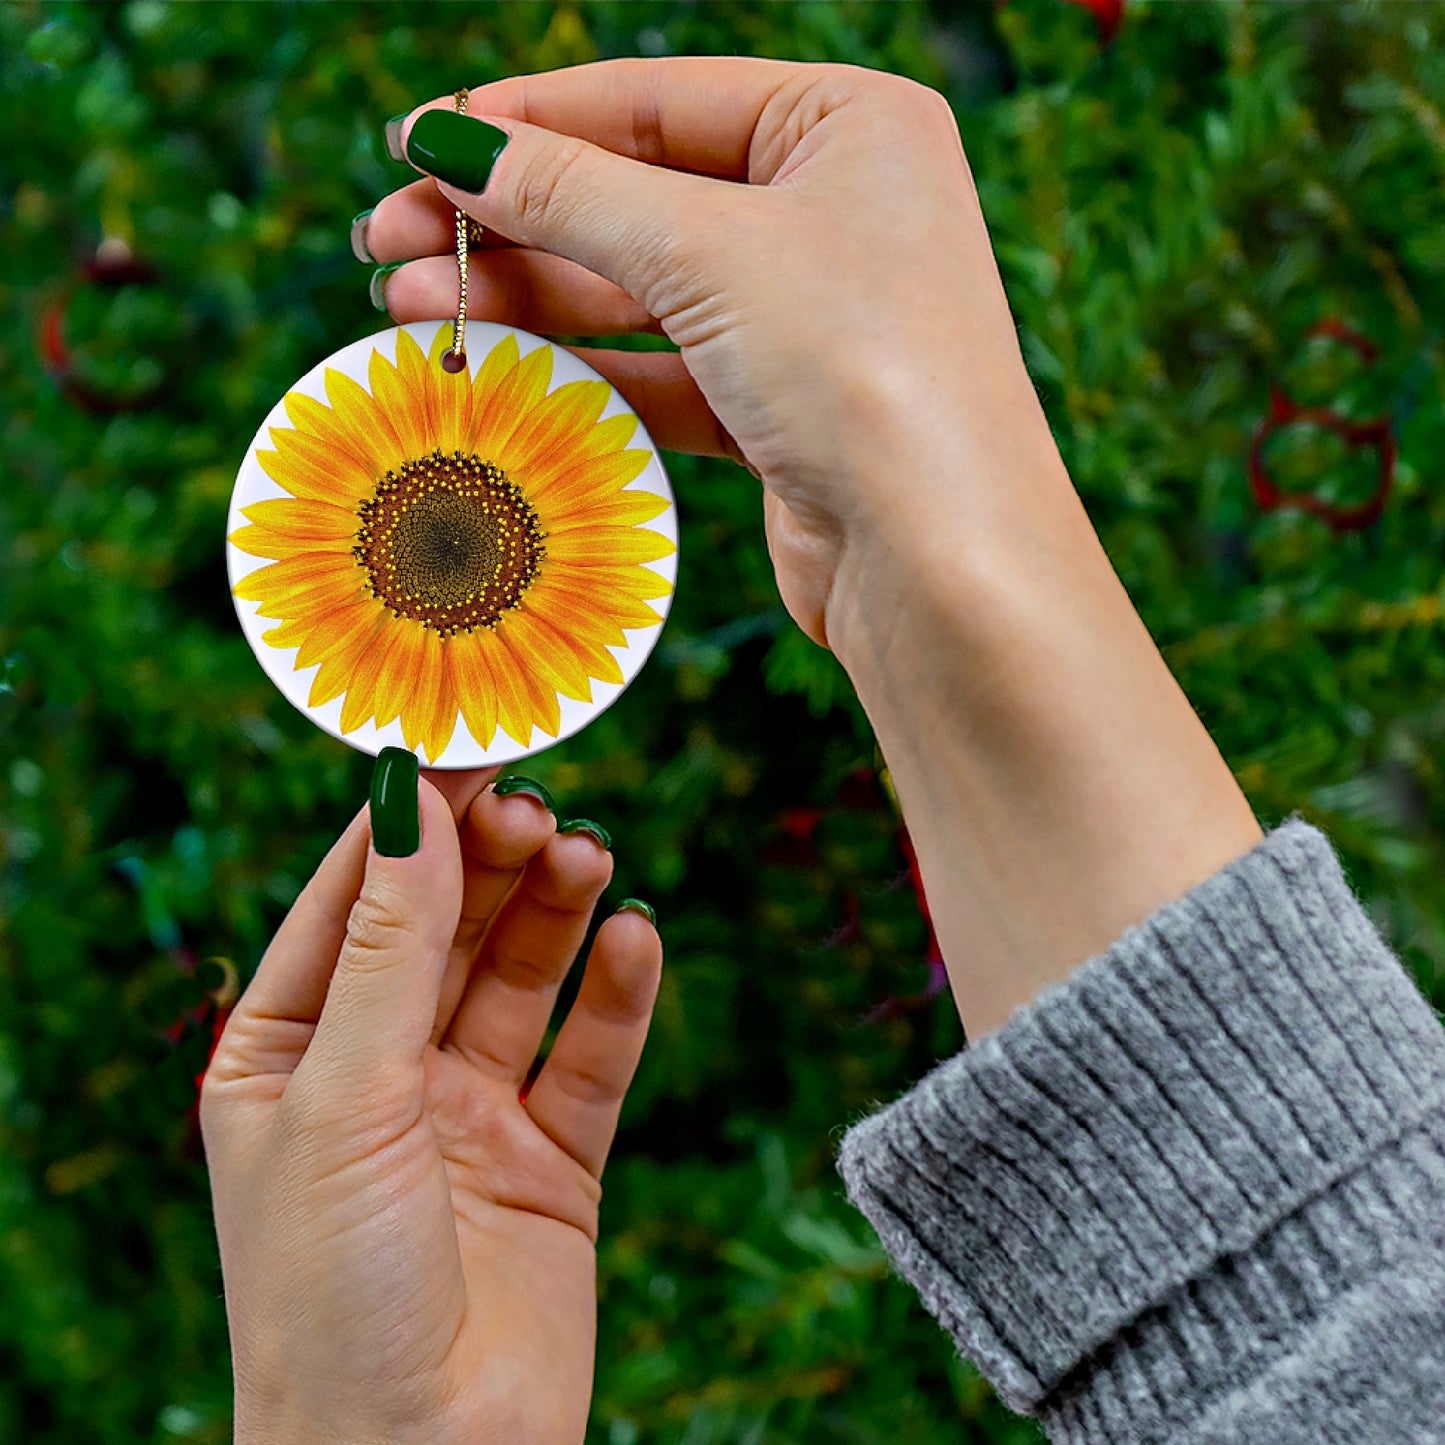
[{"x1": 442, "y1": 88, "x2": 478, "y2": 374}]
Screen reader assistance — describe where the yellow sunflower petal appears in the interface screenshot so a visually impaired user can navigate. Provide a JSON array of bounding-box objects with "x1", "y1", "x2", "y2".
[
  {"x1": 486, "y1": 636, "x2": 539, "y2": 749},
  {"x1": 230, "y1": 525, "x2": 326, "y2": 562},
  {"x1": 369, "y1": 333, "x2": 430, "y2": 460},
  {"x1": 505, "y1": 673, "x2": 558, "y2": 742},
  {"x1": 541, "y1": 579, "x2": 664, "y2": 631},
  {"x1": 504, "y1": 379, "x2": 610, "y2": 480},
  {"x1": 373, "y1": 620, "x2": 425, "y2": 729},
  {"x1": 261, "y1": 592, "x2": 366, "y2": 647},
  {"x1": 551, "y1": 575, "x2": 664, "y2": 638},
  {"x1": 472, "y1": 340, "x2": 553, "y2": 459},
  {"x1": 576, "y1": 651, "x2": 623, "y2": 688},
  {"x1": 231, "y1": 500, "x2": 357, "y2": 559},
  {"x1": 544, "y1": 525, "x2": 676, "y2": 567},
  {"x1": 241, "y1": 496, "x2": 356, "y2": 538},
  {"x1": 399, "y1": 628, "x2": 457, "y2": 763},
  {"x1": 450, "y1": 633, "x2": 499, "y2": 750},
  {"x1": 428, "y1": 322, "x2": 457, "y2": 368},
  {"x1": 543, "y1": 487, "x2": 671, "y2": 531},
  {"x1": 427, "y1": 324, "x2": 470, "y2": 454},
  {"x1": 526, "y1": 590, "x2": 629, "y2": 650},
  {"x1": 281, "y1": 386, "x2": 389, "y2": 485},
  {"x1": 251, "y1": 572, "x2": 368, "y2": 625},
  {"x1": 257, "y1": 428, "x2": 371, "y2": 506},
  {"x1": 568, "y1": 640, "x2": 625, "y2": 687},
  {"x1": 320, "y1": 369, "x2": 407, "y2": 477},
  {"x1": 424, "y1": 661, "x2": 459, "y2": 762},
  {"x1": 337, "y1": 614, "x2": 395, "y2": 734},
  {"x1": 308, "y1": 653, "x2": 360, "y2": 711},
  {"x1": 293, "y1": 597, "x2": 384, "y2": 672},
  {"x1": 305, "y1": 605, "x2": 384, "y2": 709},
  {"x1": 529, "y1": 447, "x2": 652, "y2": 516},
  {"x1": 502, "y1": 609, "x2": 594, "y2": 704},
  {"x1": 463, "y1": 333, "x2": 519, "y2": 453},
  {"x1": 524, "y1": 413, "x2": 639, "y2": 499},
  {"x1": 566, "y1": 563, "x2": 674, "y2": 601},
  {"x1": 238, "y1": 554, "x2": 355, "y2": 602},
  {"x1": 427, "y1": 647, "x2": 461, "y2": 762},
  {"x1": 512, "y1": 588, "x2": 629, "y2": 686},
  {"x1": 233, "y1": 552, "x2": 355, "y2": 603},
  {"x1": 504, "y1": 635, "x2": 563, "y2": 738}
]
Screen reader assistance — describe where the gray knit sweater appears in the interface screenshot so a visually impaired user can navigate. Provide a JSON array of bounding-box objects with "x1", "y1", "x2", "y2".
[{"x1": 835, "y1": 819, "x2": 1445, "y2": 1442}]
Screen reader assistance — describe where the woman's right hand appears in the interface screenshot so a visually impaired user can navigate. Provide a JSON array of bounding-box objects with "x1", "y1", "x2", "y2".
[
  {"x1": 361, "y1": 58, "x2": 1067, "y2": 653},
  {"x1": 361, "y1": 58, "x2": 1263, "y2": 1041}
]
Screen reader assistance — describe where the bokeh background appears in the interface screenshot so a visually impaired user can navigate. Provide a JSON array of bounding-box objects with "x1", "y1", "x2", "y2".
[{"x1": 2, "y1": 2, "x2": 1444, "y2": 1441}]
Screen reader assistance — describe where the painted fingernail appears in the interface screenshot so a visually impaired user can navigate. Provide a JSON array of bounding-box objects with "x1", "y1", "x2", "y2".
[
  {"x1": 492, "y1": 775, "x2": 555, "y2": 811},
  {"x1": 369, "y1": 260, "x2": 405, "y2": 312},
  {"x1": 616, "y1": 897, "x2": 656, "y2": 926},
  {"x1": 350, "y1": 208, "x2": 375, "y2": 264},
  {"x1": 558, "y1": 818, "x2": 611, "y2": 851},
  {"x1": 370, "y1": 746, "x2": 420, "y2": 857},
  {"x1": 384, "y1": 113, "x2": 408, "y2": 162},
  {"x1": 404, "y1": 110, "x2": 510, "y2": 193}
]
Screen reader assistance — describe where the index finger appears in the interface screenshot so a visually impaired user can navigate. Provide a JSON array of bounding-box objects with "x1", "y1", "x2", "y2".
[{"x1": 420, "y1": 55, "x2": 813, "y2": 181}]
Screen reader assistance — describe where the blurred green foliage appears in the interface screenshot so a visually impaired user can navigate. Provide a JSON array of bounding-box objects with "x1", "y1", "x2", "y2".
[{"x1": 1, "y1": 1, "x2": 1443, "y2": 1441}]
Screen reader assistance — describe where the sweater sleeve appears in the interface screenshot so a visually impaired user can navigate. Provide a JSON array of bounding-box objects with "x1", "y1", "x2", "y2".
[{"x1": 835, "y1": 818, "x2": 1445, "y2": 1444}]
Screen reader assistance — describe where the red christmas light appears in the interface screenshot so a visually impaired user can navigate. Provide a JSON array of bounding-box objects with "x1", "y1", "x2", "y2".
[
  {"x1": 1248, "y1": 316, "x2": 1397, "y2": 533},
  {"x1": 1062, "y1": 0, "x2": 1125, "y2": 44}
]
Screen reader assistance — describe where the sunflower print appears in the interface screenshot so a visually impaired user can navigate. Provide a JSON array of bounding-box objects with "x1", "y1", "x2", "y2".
[{"x1": 229, "y1": 324, "x2": 674, "y2": 763}]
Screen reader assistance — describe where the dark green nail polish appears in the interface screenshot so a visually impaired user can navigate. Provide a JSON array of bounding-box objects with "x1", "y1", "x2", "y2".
[
  {"x1": 350, "y1": 208, "x2": 375, "y2": 264},
  {"x1": 493, "y1": 775, "x2": 555, "y2": 811},
  {"x1": 369, "y1": 260, "x2": 405, "y2": 312},
  {"x1": 558, "y1": 818, "x2": 611, "y2": 851},
  {"x1": 404, "y1": 110, "x2": 510, "y2": 193},
  {"x1": 384, "y1": 113, "x2": 408, "y2": 162},
  {"x1": 370, "y1": 747, "x2": 419, "y2": 857},
  {"x1": 616, "y1": 897, "x2": 656, "y2": 926}
]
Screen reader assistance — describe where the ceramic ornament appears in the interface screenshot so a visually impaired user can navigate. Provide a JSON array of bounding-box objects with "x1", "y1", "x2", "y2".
[{"x1": 227, "y1": 317, "x2": 677, "y2": 767}]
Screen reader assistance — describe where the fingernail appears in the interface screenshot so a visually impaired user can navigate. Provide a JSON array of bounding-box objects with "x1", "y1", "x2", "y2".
[
  {"x1": 404, "y1": 110, "x2": 510, "y2": 193},
  {"x1": 369, "y1": 260, "x2": 405, "y2": 312},
  {"x1": 350, "y1": 208, "x2": 375, "y2": 264},
  {"x1": 370, "y1": 746, "x2": 420, "y2": 857},
  {"x1": 558, "y1": 818, "x2": 611, "y2": 851},
  {"x1": 492, "y1": 775, "x2": 555, "y2": 811},
  {"x1": 384, "y1": 113, "x2": 408, "y2": 162},
  {"x1": 616, "y1": 897, "x2": 656, "y2": 926}
]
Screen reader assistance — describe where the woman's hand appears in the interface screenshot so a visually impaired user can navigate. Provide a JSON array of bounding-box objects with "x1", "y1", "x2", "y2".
[
  {"x1": 361, "y1": 57, "x2": 1059, "y2": 652},
  {"x1": 361, "y1": 59, "x2": 1261, "y2": 1041},
  {"x1": 201, "y1": 763, "x2": 661, "y2": 1445}
]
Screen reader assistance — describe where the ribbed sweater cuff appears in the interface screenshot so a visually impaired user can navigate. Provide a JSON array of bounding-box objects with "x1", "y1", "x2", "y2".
[{"x1": 835, "y1": 819, "x2": 1445, "y2": 1428}]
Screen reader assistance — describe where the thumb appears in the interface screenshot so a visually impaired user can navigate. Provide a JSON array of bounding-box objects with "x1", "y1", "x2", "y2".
[
  {"x1": 398, "y1": 106, "x2": 733, "y2": 314},
  {"x1": 305, "y1": 752, "x2": 463, "y2": 1083}
]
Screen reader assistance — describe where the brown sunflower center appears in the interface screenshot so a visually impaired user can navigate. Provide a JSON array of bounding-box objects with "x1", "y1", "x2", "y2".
[{"x1": 352, "y1": 449, "x2": 546, "y2": 636}]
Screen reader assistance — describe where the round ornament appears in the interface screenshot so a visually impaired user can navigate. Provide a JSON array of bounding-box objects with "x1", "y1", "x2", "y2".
[{"x1": 227, "y1": 318, "x2": 677, "y2": 768}]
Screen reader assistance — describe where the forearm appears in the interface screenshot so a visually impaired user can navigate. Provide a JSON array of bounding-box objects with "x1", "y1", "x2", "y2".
[{"x1": 826, "y1": 387, "x2": 1262, "y2": 1039}]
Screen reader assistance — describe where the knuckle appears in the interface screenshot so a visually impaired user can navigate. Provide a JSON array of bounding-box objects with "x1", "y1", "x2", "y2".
[
  {"x1": 550, "y1": 1057, "x2": 618, "y2": 1109},
  {"x1": 917, "y1": 84, "x2": 961, "y2": 136},
  {"x1": 896, "y1": 77, "x2": 960, "y2": 139},
  {"x1": 339, "y1": 889, "x2": 410, "y2": 968},
  {"x1": 512, "y1": 135, "x2": 592, "y2": 232},
  {"x1": 196, "y1": 1073, "x2": 227, "y2": 1139},
  {"x1": 489, "y1": 944, "x2": 560, "y2": 993},
  {"x1": 275, "y1": 1073, "x2": 332, "y2": 1140},
  {"x1": 850, "y1": 68, "x2": 954, "y2": 129},
  {"x1": 629, "y1": 65, "x2": 667, "y2": 167},
  {"x1": 278, "y1": 1059, "x2": 408, "y2": 1136}
]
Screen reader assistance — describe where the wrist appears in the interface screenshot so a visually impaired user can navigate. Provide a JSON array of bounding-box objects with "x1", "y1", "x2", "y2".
[{"x1": 824, "y1": 445, "x2": 1262, "y2": 1038}]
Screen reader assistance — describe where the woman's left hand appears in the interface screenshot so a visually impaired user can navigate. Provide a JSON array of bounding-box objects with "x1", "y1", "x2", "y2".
[{"x1": 201, "y1": 764, "x2": 661, "y2": 1445}]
